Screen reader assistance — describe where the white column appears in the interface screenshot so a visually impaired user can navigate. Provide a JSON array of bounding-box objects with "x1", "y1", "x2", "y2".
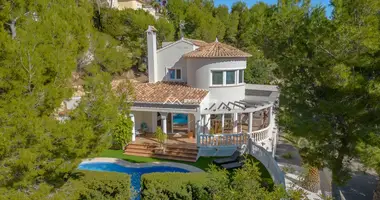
[
  {"x1": 151, "y1": 112, "x2": 157, "y2": 133},
  {"x1": 233, "y1": 113, "x2": 238, "y2": 133},
  {"x1": 171, "y1": 113, "x2": 174, "y2": 134},
  {"x1": 205, "y1": 114, "x2": 210, "y2": 134},
  {"x1": 195, "y1": 114, "x2": 201, "y2": 145},
  {"x1": 160, "y1": 112, "x2": 168, "y2": 134},
  {"x1": 269, "y1": 106, "x2": 273, "y2": 124},
  {"x1": 187, "y1": 113, "x2": 191, "y2": 131},
  {"x1": 130, "y1": 113, "x2": 136, "y2": 142},
  {"x1": 248, "y1": 112, "x2": 253, "y2": 134},
  {"x1": 221, "y1": 114, "x2": 225, "y2": 134},
  {"x1": 239, "y1": 114, "x2": 243, "y2": 133}
]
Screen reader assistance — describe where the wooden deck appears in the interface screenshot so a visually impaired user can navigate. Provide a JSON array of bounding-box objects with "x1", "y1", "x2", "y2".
[
  {"x1": 133, "y1": 133, "x2": 196, "y2": 148},
  {"x1": 125, "y1": 133, "x2": 198, "y2": 162}
]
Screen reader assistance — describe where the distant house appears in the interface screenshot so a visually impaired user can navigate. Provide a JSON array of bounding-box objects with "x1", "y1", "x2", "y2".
[{"x1": 107, "y1": 0, "x2": 159, "y2": 19}]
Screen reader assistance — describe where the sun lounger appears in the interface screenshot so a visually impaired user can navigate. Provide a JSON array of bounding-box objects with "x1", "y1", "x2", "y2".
[
  {"x1": 221, "y1": 161, "x2": 243, "y2": 170},
  {"x1": 212, "y1": 151, "x2": 240, "y2": 165}
]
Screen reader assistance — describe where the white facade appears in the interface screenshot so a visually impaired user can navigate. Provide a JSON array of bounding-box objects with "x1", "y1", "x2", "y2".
[
  {"x1": 147, "y1": 29, "x2": 247, "y2": 105},
  {"x1": 186, "y1": 58, "x2": 246, "y2": 103},
  {"x1": 135, "y1": 26, "x2": 280, "y2": 158}
]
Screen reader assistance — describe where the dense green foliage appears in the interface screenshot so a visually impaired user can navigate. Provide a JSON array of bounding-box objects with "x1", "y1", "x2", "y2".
[
  {"x1": 141, "y1": 172, "x2": 209, "y2": 200},
  {"x1": 141, "y1": 158, "x2": 303, "y2": 200},
  {"x1": 1, "y1": 0, "x2": 380, "y2": 198},
  {"x1": 113, "y1": 115, "x2": 134, "y2": 149},
  {"x1": 271, "y1": 0, "x2": 380, "y2": 185},
  {"x1": 61, "y1": 170, "x2": 131, "y2": 200},
  {"x1": 0, "y1": 0, "x2": 131, "y2": 198}
]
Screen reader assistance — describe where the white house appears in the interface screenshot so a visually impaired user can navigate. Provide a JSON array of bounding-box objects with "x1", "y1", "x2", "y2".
[
  {"x1": 115, "y1": 26, "x2": 280, "y2": 159},
  {"x1": 107, "y1": 0, "x2": 159, "y2": 19}
]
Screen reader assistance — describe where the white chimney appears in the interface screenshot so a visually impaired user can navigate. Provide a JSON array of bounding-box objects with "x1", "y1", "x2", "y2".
[{"x1": 146, "y1": 25, "x2": 158, "y2": 83}]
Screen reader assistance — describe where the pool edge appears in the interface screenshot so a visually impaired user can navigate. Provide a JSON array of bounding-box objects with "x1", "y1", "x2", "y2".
[{"x1": 81, "y1": 157, "x2": 204, "y2": 173}]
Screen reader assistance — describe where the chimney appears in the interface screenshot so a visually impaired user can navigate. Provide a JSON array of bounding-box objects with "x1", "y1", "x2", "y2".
[{"x1": 146, "y1": 25, "x2": 158, "y2": 83}]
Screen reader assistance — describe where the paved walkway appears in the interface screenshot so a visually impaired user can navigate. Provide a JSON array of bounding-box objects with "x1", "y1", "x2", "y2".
[
  {"x1": 332, "y1": 162, "x2": 378, "y2": 200},
  {"x1": 275, "y1": 135, "x2": 326, "y2": 199},
  {"x1": 275, "y1": 134, "x2": 378, "y2": 200}
]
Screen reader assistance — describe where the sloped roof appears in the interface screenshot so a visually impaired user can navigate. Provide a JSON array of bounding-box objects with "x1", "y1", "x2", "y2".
[
  {"x1": 184, "y1": 40, "x2": 252, "y2": 58},
  {"x1": 184, "y1": 38, "x2": 208, "y2": 47},
  {"x1": 112, "y1": 80, "x2": 209, "y2": 105}
]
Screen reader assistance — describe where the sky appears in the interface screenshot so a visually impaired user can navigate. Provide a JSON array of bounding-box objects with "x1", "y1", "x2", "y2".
[{"x1": 214, "y1": 0, "x2": 333, "y2": 16}]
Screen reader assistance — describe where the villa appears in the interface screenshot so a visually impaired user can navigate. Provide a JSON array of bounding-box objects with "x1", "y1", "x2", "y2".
[
  {"x1": 117, "y1": 26, "x2": 280, "y2": 162},
  {"x1": 107, "y1": 0, "x2": 159, "y2": 19}
]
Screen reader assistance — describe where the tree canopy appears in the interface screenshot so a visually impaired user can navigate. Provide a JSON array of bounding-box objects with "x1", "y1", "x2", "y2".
[{"x1": 1, "y1": 0, "x2": 380, "y2": 198}]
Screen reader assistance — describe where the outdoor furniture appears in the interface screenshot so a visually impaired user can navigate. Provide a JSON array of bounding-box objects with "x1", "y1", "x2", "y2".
[
  {"x1": 221, "y1": 161, "x2": 243, "y2": 170},
  {"x1": 140, "y1": 122, "x2": 148, "y2": 133},
  {"x1": 212, "y1": 150, "x2": 241, "y2": 165}
]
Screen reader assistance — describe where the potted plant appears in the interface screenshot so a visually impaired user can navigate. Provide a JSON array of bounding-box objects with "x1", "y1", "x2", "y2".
[{"x1": 155, "y1": 127, "x2": 167, "y2": 151}]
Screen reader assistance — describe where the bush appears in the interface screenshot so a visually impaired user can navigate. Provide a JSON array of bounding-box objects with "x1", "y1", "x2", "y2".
[
  {"x1": 154, "y1": 127, "x2": 167, "y2": 148},
  {"x1": 113, "y1": 115, "x2": 134, "y2": 150},
  {"x1": 63, "y1": 170, "x2": 132, "y2": 200},
  {"x1": 141, "y1": 172, "x2": 209, "y2": 200}
]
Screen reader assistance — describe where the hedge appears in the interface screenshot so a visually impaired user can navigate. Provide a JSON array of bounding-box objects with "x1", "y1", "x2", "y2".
[
  {"x1": 141, "y1": 172, "x2": 210, "y2": 200},
  {"x1": 65, "y1": 170, "x2": 131, "y2": 200}
]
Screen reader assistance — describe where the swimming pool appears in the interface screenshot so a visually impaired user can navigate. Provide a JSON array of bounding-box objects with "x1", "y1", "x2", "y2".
[
  {"x1": 78, "y1": 162, "x2": 190, "y2": 199},
  {"x1": 173, "y1": 113, "x2": 188, "y2": 124}
]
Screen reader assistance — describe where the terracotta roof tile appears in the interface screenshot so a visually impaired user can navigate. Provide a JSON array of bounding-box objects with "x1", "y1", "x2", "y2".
[
  {"x1": 112, "y1": 80, "x2": 209, "y2": 105},
  {"x1": 184, "y1": 38, "x2": 208, "y2": 47},
  {"x1": 184, "y1": 40, "x2": 252, "y2": 58}
]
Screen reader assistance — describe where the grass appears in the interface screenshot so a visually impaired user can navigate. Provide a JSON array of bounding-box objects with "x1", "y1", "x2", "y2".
[
  {"x1": 99, "y1": 149, "x2": 215, "y2": 171},
  {"x1": 98, "y1": 149, "x2": 274, "y2": 187}
]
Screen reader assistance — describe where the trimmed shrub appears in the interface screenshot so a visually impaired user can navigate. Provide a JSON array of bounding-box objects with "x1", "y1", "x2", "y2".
[
  {"x1": 141, "y1": 172, "x2": 209, "y2": 200},
  {"x1": 64, "y1": 170, "x2": 131, "y2": 200}
]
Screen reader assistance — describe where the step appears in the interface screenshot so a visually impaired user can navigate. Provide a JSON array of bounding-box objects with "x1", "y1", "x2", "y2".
[
  {"x1": 151, "y1": 154, "x2": 197, "y2": 162},
  {"x1": 124, "y1": 152, "x2": 197, "y2": 162},
  {"x1": 127, "y1": 144, "x2": 198, "y2": 152},
  {"x1": 126, "y1": 146, "x2": 198, "y2": 155},
  {"x1": 128, "y1": 143, "x2": 198, "y2": 151},
  {"x1": 153, "y1": 152, "x2": 197, "y2": 159},
  {"x1": 125, "y1": 148, "x2": 154, "y2": 154},
  {"x1": 125, "y1": 148, "x2": 198, "y2": 159},
  {"x1": 153, "y1": 149, "x2": 198, "y2": 156},
  {"x1": 126, "y1": 149, "x2": 197, "y2": 160},
  {"x1": 126, "y1": 144, "x2": 158, "y2": 149}
]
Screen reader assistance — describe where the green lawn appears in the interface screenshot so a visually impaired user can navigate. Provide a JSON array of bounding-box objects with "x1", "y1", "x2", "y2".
[
  {"x1": 98, "y1": 149, "x2": 274, "y2": 187},
  {"x1": 99, "y1": 149, "x2": 215, "y2": 170}
]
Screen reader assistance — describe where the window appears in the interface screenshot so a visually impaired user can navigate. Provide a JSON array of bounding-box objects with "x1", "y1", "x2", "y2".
[
  {"x1": 226, "y1": 71, "x2": 236, "y2": 85},
  {"x1": 168, "y1": 69, "x2": 181, "y2": 80},
  {"x1": 212, "y1": 71, "x2": 223, "y2": 85},
  {"x1": 211, "y1": 69, "x2": 244, "y2": 86},
  {"x1": 176, "y1": 69, "x2": 181, "y2": 79},
  {"x1": 238, "y1": 70, "x2": 244, "y2": 83}
]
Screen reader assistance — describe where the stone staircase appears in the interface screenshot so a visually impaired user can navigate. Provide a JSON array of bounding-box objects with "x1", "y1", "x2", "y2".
[{"x1": 124, "y1": 143, "x2": 198, "y2": 162}]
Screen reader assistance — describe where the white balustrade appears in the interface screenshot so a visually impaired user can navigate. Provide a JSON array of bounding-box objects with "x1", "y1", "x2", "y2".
[
  {"x1": 198, "y1": 133, "x2": 249, "y2": 147},
  {"x1": 198, "y1": 110, "x2": 275, "y2": 148}
]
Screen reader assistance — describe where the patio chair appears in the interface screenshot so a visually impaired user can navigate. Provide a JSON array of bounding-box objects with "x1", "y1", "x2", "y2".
[
  {"x1": 140, "y1": 122, "x2": 148, "y2": 134},
  {"x1": 212, "y1": 150, "x2": 241, "y2": 165},
  {"x1": 221, "y1": 158, "x2": 245, "y2": 170}
]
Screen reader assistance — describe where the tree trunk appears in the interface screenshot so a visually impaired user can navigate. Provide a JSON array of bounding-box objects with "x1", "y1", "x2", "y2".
[
  {"x1": 301, "y1": 166, "x2": 320, "y2": 193},
  {"x1": 374, "y1": 180, "x2": 380, "y2": 200}
]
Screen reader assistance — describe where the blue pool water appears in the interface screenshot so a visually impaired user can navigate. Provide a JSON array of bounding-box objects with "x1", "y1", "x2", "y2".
[
  {"x1": 173, "y1": 113, "x2": 188, "y2": 124},
  {"x1": 78, "y1": 162, "x2": 189, "y2": 199}
]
